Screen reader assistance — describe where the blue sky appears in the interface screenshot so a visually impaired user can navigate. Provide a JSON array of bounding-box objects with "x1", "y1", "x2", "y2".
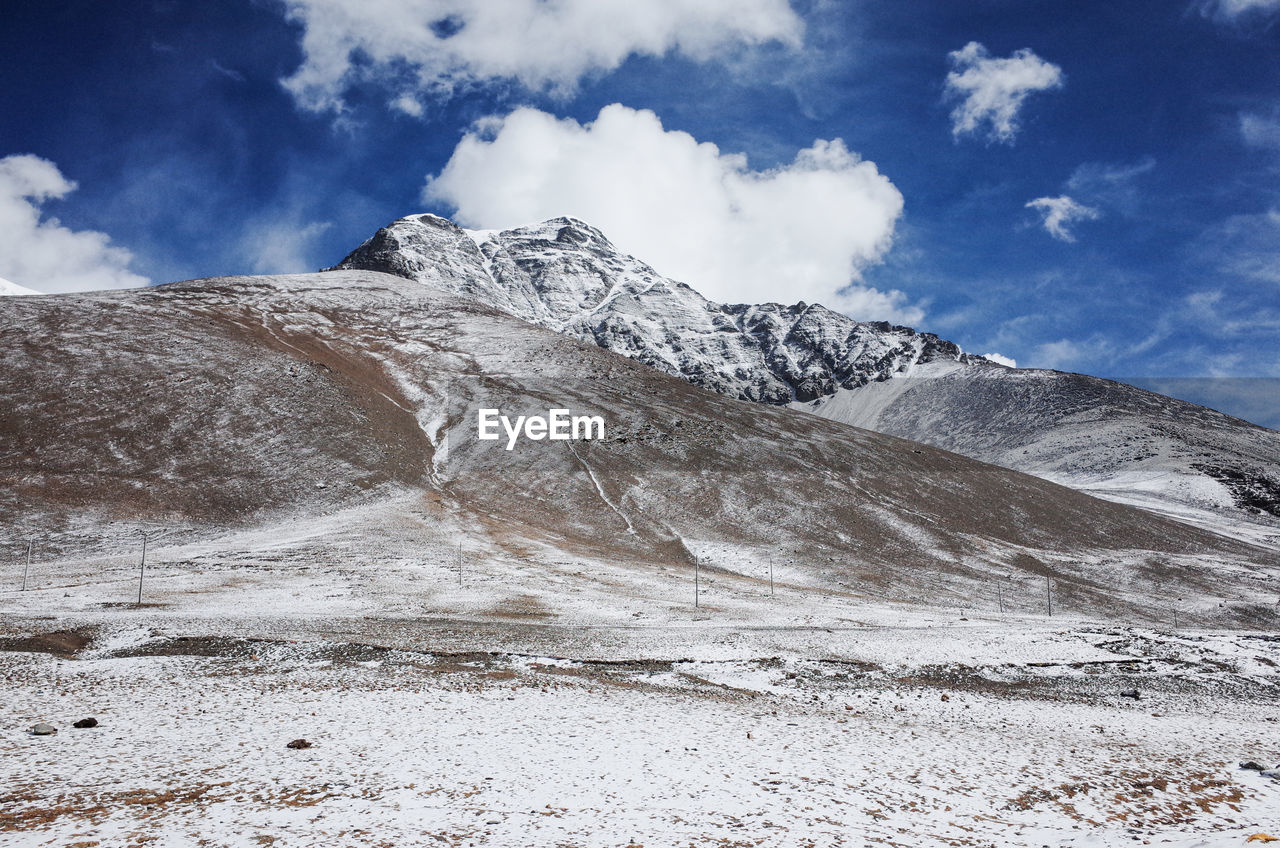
[{"x1": 2, "y1": 0, "x2": 1279, "y2": 424}]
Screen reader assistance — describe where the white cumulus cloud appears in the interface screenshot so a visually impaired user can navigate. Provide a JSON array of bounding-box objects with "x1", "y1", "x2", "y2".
[
  {"x1": 0, "y1": 154, "x2": 148, "y2": 294},
  {"x1": 279, "y1": 0, "x2": 804, "y2": 113},
  {"x1": 982, "y1": 353, "x2": 1017, "y2": 368},
  {"x1": 423, "y1": 104, "x2": 919, "y2": 323},
  {"x1": 944, "y1": 42, "x2": 1064, "y2": 143},
  {"x1": 1025, "y1": 195, "x2": 1100, "y2": 243}
]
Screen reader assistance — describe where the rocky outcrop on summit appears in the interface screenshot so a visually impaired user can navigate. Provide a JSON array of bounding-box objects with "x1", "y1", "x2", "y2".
[{"x1": 334, "y1": 214, "x2": 980, "y2": 403}]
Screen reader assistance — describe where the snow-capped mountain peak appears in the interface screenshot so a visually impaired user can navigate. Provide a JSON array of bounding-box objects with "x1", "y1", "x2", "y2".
[{"x1": 335, "y1": 213, "x2": 980, "y2": 403}]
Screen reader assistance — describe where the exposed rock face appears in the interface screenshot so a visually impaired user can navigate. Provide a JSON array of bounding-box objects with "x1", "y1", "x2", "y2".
[{"x1": 334, "y1": 214, "x2": 979, "y2": 404}]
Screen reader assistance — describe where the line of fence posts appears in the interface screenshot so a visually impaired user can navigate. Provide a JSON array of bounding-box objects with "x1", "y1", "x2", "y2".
[
  {"x1": 12, "y1": 533, "x2": 1217, "y2": 632},
  {"x1": 998, "y1": 573, "x2": 1199, "y2": 630},
  {"x1": 687, "y1": 556, "x2": 781, "y2": 608},
  {"x1": 993, "y1": 574, "x2": 1054, "y2": 617},
  {"x1": 20, "y1": 529, "x2": 469, "y2": 604},
  {"x1": 16, "y1": 531, "x2": 160, "y2": 602}
]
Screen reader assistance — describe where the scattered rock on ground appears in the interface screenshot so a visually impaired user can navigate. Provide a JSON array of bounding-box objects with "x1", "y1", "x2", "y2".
[
  {"x1": 286, "y1": 738, "x2": 312, "y2": 749},
  {"x1": 1241, "y1": 761, "x2": 1266, "y2": 771},
  {"x1": 73, "y1": 717, "x2": 98, "y2": 729},
  {"x1": 29, "y1": 723, "x2": 57, "y2": 736},
  {"x1": 1119, "y1": 688, "x2": 1140, "y2": 699}
]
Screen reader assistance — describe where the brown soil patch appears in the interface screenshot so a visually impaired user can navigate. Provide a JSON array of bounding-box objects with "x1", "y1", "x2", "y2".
[
  {"x1": 486, "y1": 595, "x2": 556, "y2": 621},
  {"x1": 0, "y1": 628, "x2": 95, "y2": 657}
]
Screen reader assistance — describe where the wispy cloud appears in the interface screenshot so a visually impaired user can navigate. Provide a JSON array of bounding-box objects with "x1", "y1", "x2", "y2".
[
  {"x1": 1030, "y1": 336, "x2": 1115, "y2": 371},
  {"x1": 1196, "y1": 0, "x2": 1280, "y2": 22},
  {"x1": 423, "y1": 104, "x2": 921, "y2": 324},
  {"x1": 1019, "y1": 158, "x2": 1150, "y2": 243},
  {"x1": 1240, "y1": 109, "x2": 1280, "y2": 149},
  {"x1": 0, "y1": 154, "x2": 148, "y2": 293},
  {"x1": 1183, "y1": 287, "x2": 1280, "y2": 334},
  {"x1": 1127, "y1": 377, "x2": 1280, "y2": 428},
  {"x1": 944, "y1": 42, "x2": 1063, "y2": 143},
  {"x1": 1024, "y1": 196, "x2": 1100, "y2": 242},
  {"x1": 1192, "y1": 209, "x2": 1280, "y2": 284},
  {"x1": 209, "y1": 59, "x2": 246, "y2": 82},
  {"x1": 1065, "y1": 158, "x2": 1156, "y2": 216},
  {"x1": 241, "y1": 219, "x2": 333, "y2": 275},
  {"x1": 277, "y1": 0, "x2": 804, "y2": 113}
]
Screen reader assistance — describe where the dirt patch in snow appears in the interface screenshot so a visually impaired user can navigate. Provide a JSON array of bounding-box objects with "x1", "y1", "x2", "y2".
[{"x1": 0, "y1": 627, "x2": 96, "y2": 657}]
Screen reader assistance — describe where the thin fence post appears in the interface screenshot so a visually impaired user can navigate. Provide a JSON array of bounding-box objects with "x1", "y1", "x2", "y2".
[
  {"x1": 137, "y1": 533, "x2": 148, "y2": 605},
  {"x1": 694, "y1": 554, "x2": 699, "y2": 609},
  {"x1": 22, "y1": 542, "x2": 31, "y2": 591}
]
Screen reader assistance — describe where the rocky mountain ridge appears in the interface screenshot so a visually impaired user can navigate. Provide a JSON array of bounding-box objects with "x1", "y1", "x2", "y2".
[{"x1": 335, "y1": 213, "x2": 983, "y2": 403}]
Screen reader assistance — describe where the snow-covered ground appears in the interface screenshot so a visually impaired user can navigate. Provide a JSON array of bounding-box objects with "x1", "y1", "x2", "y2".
[
  {"x1": 0, "y1": 487, "x2": 1265, "y2": 640},
  {"x1": 2, "y1": 536, "x2": 1278, "y2": 847},
  {"x1": 3, "y1": 623, "x2": 1278, "y2": 848}
]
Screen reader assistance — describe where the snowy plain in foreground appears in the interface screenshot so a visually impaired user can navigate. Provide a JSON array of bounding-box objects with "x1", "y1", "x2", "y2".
[{"x1": 2, "y1": 528, "x2": 1278, "y2": 848}]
